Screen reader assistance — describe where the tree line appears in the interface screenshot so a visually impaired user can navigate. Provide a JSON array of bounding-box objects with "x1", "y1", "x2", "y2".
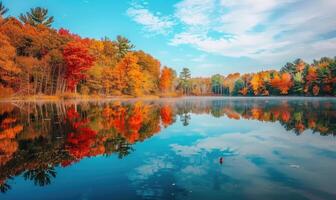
[
  {"x1": 178, "y1": 57, "x2": 336, "y2": 96},
  {"x1": 0, "y1": 2, "x2": 335, "y2": 98},
  {"x1": 0, "y1": 3, "x2": 176, "y2": 98}
]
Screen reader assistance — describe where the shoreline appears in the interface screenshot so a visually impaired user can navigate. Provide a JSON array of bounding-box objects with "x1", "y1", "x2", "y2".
[
  {"x1": 0, "y1": 95, "x2": 334, "y2": 103},
  {"x1": 0, "y1": 95, "x2": 161, "y2": 103}
]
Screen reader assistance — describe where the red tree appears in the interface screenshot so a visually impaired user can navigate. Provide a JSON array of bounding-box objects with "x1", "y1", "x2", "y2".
[
  {"x1": 63, "y1": 107, "x2": 97, "y2": 165},
  {"x1": 58, "y1": 28, "x2": 81, "y2": 41},
  {"x1": 63, "y1": 40, "x2": 94, "y2": 91},
  {"x1": 160, "y1": 105, "x2": 173, "y2": 127}
]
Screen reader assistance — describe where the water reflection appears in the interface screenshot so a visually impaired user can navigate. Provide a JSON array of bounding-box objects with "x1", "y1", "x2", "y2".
[{"x1": 0, "y1": 98, "x2": 335, "y2": 199}]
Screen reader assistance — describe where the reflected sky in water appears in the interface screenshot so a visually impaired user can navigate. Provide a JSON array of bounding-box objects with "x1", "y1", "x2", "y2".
[{"x1": 0, "y1": 97, "x2": 335, "y2": 200}]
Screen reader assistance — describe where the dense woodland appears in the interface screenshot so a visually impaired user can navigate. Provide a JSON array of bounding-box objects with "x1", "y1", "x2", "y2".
[{"x1": 0, "y1": 3, "x2": 335, "y2": 98}]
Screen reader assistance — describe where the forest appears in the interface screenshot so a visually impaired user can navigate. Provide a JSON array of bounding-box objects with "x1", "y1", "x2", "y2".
[{"x1": 0, "y1": 3, "x2": 335, "y2": 98}]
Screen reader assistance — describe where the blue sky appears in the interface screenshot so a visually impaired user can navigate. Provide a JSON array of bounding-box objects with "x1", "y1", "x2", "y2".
[{"x1": 3, "y1": 0, "x2": 336, "y2": 76}]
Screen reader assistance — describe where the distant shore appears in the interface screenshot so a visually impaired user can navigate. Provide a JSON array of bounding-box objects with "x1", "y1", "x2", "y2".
[{"x1": 0, "y1": 95, "x2": 334, "y2": 103}]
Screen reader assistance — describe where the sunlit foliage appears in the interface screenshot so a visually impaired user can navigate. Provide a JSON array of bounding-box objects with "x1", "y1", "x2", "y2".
[{"x1": 0, "y1": 2, "x2": 334, "y2": 98}]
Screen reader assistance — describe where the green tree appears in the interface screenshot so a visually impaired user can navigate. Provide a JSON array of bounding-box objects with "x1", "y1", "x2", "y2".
[
  {"x1": 179, "y1": 67, "x2": 191, "y2": 95},
  {"x1": 180, "y1": 113, "x2": 191, "y2": 126},
  {"x1": 179, "y1": 67, "x2": 191, "y2": 80},
  {"x1": 313, "y1": 57, "x2": 333, "y2": 66},
  {"x1": 0, "y1": 1, "x2": 9, "y2": 17},
  {"x1": 116, "y1": 35, "x2": 135, "y2": 59},
  {"x1": 233, "y1": 79, "x2": 244, "y2": 95},
  {"x1": 19, "y1": 7, "x2": 54, "y2": 27},
  {"x1": 211, "y1": 74, "x2": 224, "y2": 95},
  {"x1": 280, "y1": 62, "x2": 296, "y2": 74},
  {"x1": 23, "y1": 167, "x2": 56, "y2": 186},
  {"x1": 292, "y1": 72, "x2": 304, "y2": 95},
  {"x1": 330, "y1": 60, "x2": 336, "y2": 95}
]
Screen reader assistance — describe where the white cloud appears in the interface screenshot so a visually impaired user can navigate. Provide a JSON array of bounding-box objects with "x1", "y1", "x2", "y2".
[
  {"x1": 170, "y1": 143, "x2": 199, "y2": 157},
  {"x1": 218, "y1": 0, "x2": 287, "y2": 33},
  {"x1": 129, "y1": 156, "x2": 173, "y2": 181},
  {"x1": 170, "y1": 0, "x2": 336, "y2": 65},
  {"x1": 174, "y1": 0, "x2": 215, "y2": 26},
  {"x1": 127, "y1": 6, "x2": 174, "y2": 35},
  {"x1": 170, "y1": 126, "x2": 336, "y2": 159},
  {"x1": 170, "y1": 134, "x2": 238, "y2": 157},
  {"x1": 127, "y1": 0, "x2": 336, "y2": 66}
]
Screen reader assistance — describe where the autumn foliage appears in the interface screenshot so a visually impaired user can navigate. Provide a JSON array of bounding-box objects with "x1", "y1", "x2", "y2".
[
  {"x1": 63, "y1": 40, "x2": 95, "y2": 91},
  {"x1": 270, "y1": 72, "x2": 293, "y2": 94},
  {"x1": 0, "y1": 3, "x2": 334, "y2": 98},
  {"x1": 160, "y1": 105, "x2": 174, "y2": 127},
  {"x1": 0, "y1": 6, "x2": 176, "y2": 97},
  {"x1": 160, "y1": 67, "x2": 174, "y2": 93}
]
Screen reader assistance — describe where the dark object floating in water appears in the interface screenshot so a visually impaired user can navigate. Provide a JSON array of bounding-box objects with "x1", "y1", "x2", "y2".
[{"x1": 219, "y1": 157, "x2": 224, "y2": 165}]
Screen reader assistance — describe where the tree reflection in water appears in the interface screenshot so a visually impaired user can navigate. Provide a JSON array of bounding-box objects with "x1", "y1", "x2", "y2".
[
  {"x1": 0, "y1": 98, "x2": 335, "y2": 193},
  {"x1": 0, "y1": 176, "x2": 11, "y2": 193},
  {"x1": 23, "y1": 166, "x2": 56, "y2": 186}
]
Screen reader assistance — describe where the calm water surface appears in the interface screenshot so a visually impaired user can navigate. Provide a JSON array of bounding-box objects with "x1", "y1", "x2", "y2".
[{"x1": 0, "y1": 97, "x2": 335, "y2": 200}]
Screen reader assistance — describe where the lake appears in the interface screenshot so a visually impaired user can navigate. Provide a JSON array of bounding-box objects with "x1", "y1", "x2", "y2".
[{"x1": 0, "y1": 97, "x2": 335, "y2": 200}]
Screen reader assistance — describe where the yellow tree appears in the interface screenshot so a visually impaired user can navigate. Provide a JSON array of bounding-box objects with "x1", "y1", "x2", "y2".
[
  {"x1": 159, "y1": 67, "x2": 173, "y2": 93},
  {"x1": 223, "y1": 73, "x2": 240, "y2": 95},
  {"x1": 114, "y1": 53, "x2": 144, "y2": 96},
  {"x1": 250, "y1": 73, "x2": 262, "y2": 95},
  {"x1": 134, "y1": 51, "x2": 161, "y2": 94},
  {"x1": 270, "y1": 72, "x2": 293, "y2": 94},
  {"x1": 0, "y1": 33, "x2": 20, "y2": 96}
]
